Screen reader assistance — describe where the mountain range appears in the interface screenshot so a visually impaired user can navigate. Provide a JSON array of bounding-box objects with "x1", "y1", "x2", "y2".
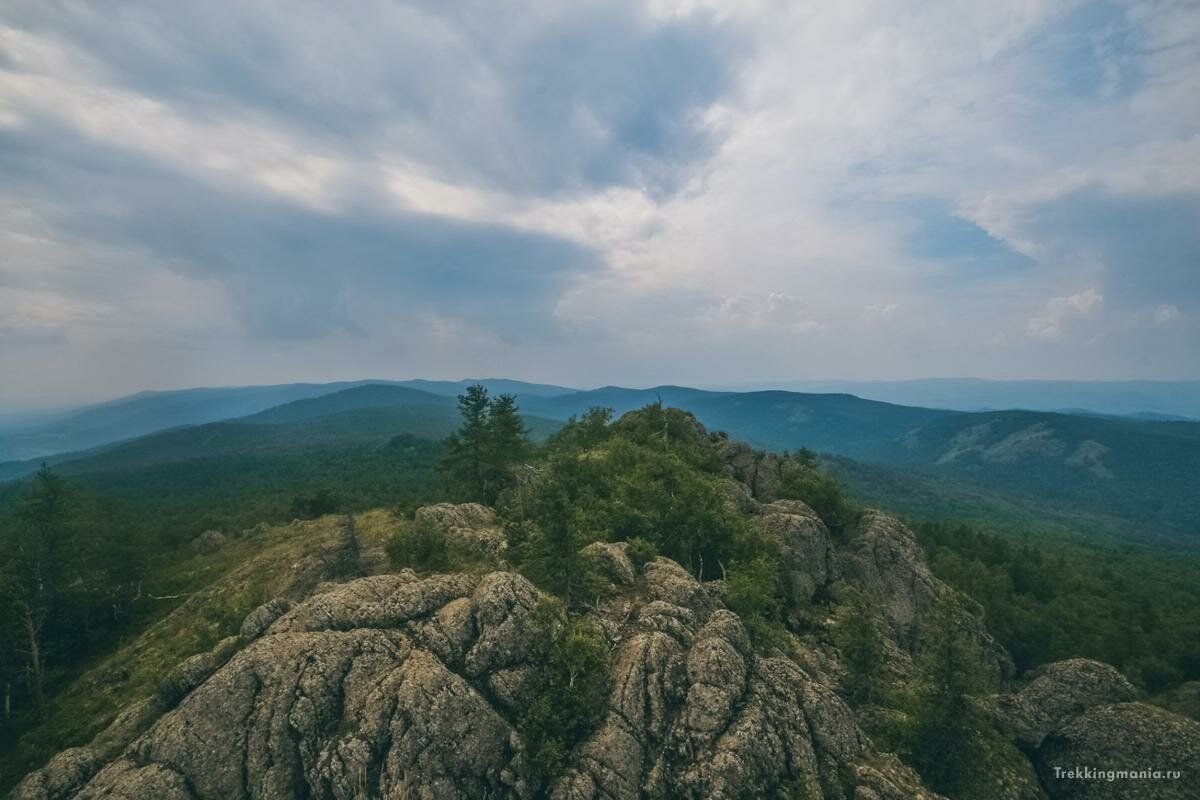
[
  {"x1": 0, "y1": 379, "x2": 573, "y2": 464},
  {"x1": 5, "y1": 378, "x2": 1199, "y2": 465},
  {"x1": 714, "y1": 378, "x2": 1200, "y2": 419},
  {"x1": 1, "y1": 379, "x2": 1197, "y2": 548}
]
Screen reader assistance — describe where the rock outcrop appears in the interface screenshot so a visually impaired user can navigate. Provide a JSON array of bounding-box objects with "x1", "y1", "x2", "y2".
[
  {"x1": 14, "y1": 485, "x2": 1195, "y2": 800},
  {"x1": 990, "y1": 659, "x2": 1139, "y2": 749},
  {"x1": 984, "y1": 658, "x2": 1200, "y2": 799},
  {"x1": 756, "y1": 499, "x2": 834, "y2": 608},
  {"x1": 553, "y1": 555, "x2": 934, "y2": 800},
  {"x1": 718, "y1": 440, "x2": 788, "y2": 502},
  {"x1": 1036, "y1": 702, "x2": 1200, "y2": 799},
  {"x1": 838, "y1": 511, "x2": 1013, "y2": 685},
  {"x1": 13, "y1": 550, "x2": 943, "y2": 800},
  {"x1": 189, "y1": 529, "x2": 226, "y2": 554},
  {"x1": 414, "y1": 502, "x2": 508, "y2": 561}
]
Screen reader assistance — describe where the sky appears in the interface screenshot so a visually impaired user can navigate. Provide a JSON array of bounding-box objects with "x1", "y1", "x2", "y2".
[{"x1": 1, "y1": 0, "x2": 1198, "y2": 408}]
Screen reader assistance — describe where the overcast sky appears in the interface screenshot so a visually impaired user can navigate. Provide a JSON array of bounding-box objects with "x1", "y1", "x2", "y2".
[{"x1": 2, "y1": 1, "x2": 1198, "y2": 408}]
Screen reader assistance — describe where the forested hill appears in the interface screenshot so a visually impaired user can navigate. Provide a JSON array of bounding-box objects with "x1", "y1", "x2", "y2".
[
  {"x1": 0, "y1": 382, "x2": 377, "y2": 462},
  {"x1": 3, "y1": 381, "x2": 1199, "y2": 546},
  {"x1": 0, "y1": 379, "x2": 574, "y2": 463},
  {"x1": 509, "y1": 387, "x2": 1197, "y2": 545},
  {"x1": 238, "y1": 384, "x2": 456, "y2": 424},
  {"x1": 3, "y1": 400, "x2": 1198, "y2": 800}
]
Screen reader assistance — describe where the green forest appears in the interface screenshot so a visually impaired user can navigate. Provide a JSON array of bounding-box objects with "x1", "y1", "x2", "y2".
[{"x1": 1, "y1": 388, "x2": 1198, "y2": 797}]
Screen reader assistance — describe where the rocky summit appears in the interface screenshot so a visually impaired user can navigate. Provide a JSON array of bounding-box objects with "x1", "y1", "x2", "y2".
[
  {"x1": 9, "y1": 414, "x2": 1198, "y2": 800},
  {"x1": 15, "y1": 501, "x2": 1196, "y2": 800}
]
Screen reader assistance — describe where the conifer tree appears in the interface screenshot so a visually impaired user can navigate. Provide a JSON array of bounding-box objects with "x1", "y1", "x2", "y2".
[
  {"x1": 483, "y1": 393, "x2": 529, "y2": 503},
  {"x1": 3, "y1": 466, "x2": 71, "y2": 716},
  {"x1": 909, "y1": 594, "x2": 1000, "y2": 797},
  {"x1": 441, "y1": 386, "x2": 532, "y2": 504},
  {"x1": 834, "y1": 587, "x2": 885, "y2": 705},
  {"x1": 442, "y1": 385, "x2": 491, "y2": 502}
]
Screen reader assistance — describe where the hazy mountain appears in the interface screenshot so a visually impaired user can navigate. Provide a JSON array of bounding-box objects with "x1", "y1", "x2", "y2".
[
  {"x1": 0, "y1": 382, "x2": 375, "y2": 462},
  {"x1": 241, "y1": 385, "x2": 456, "y2": 425},
  {"x1": 0, "y1": 379, "x2": 576, "y2": 463},
  {"x1": 0, "y1": 405, "x2": 561, "y2": 481},
  {"x1": 715, "y1": 379, "x2": 1200, "y2": 420},
  {"x1": 391, "y1": 378, "x2": 576, "y2": 398},
  {"x1": 8, "y1": 378, "x2": 1194, "y2": 466},
  {"x1": 5, "y1": 380, "x2": 1198, "y2": 545}
]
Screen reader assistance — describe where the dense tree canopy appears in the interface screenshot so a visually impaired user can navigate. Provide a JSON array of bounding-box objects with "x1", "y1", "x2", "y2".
[
  {"x1": 2, "y1": 399, "x2": 1198, "y2": 799},
  {"x1": 442, "y1": 386, "x2": 532, "y2": 505},
  {"x1": 0, "y1": 467, "x2": 146, "y2": 721}
]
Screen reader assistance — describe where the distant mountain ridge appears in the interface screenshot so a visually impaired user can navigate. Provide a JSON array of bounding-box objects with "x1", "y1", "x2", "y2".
[
  {"x1": 241, "y1": 385, "x2": 457, "y2": 425},
  {"x1": 715, "y1": 378, "x2": 1200, "y2": 419},
  {"x1": 0, "y1": 379, "x2": 575, "y2": 462},
  {"x1": 3, "y1": 380, "x2": 1199, "y2": 547}
]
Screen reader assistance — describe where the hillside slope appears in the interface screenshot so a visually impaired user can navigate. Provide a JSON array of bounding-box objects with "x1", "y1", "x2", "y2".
[
  {"x1": 239, "y1": 384, "x2": 455, "y2": 424},
  {"x1": 6, "y1": 383, "x2": 1198, "y2": 546},
  {"x1": 0, "y1": 406, "x2": 561, "y2": 548},
  {"x1": 723, "y1": 379, "x2": 1200, "y2": 419},
  {"x1": 521, "y1": 388, "x2": 1200, "y2": 545},
  {"x1": 0, "y1": 379, "x2": 574, "y2": 464},
  {"x1": 11, "y1": 491, "x2": 1197, "y2": 798},
  {"x1": 0, "y1": 383, "x2": 376, "y2": 462}
]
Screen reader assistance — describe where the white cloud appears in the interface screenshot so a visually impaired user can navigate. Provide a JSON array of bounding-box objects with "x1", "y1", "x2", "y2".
[
  {"x1": 1028, "y1": 288, "x2": 1103, "y2": 339},
  {"x1": 1153, "y1": 304, "x2": 1181, "y2": 324},
  {"x1": 864, "y1": 302, "x2": 900, "y2": 323},
  {"x1": 704, "y1": 291, "x2": 824, "y2": 334}
]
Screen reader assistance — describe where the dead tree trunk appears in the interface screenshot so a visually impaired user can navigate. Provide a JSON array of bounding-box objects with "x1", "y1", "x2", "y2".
[{"x1": 22, "y1": 607, "x2": 45, "y2": 717}]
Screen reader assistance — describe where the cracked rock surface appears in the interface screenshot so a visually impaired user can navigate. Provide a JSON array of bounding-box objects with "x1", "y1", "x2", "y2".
[
  {"x1": 13, "y1": 518, "x2": 940, "y2": 800},
  {"x1": 15, "y1": 502, "x2": 1193, "y2": 800}
]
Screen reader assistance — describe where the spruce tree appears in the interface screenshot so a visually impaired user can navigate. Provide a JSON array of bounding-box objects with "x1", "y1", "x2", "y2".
[
  {"x1": 909, "y1": 594, "x2": 999, "y2": 797},
  {"x1": 442, "y1": 385, "x2": 491, "y2": 501},
  {"x1": 483, "y1": 393, "x2": 530, "y2": 503},
  {"x1": 4, "y1": 466, "x2": 71, "y2": 716},
  {"x1": 834, "y1": 588, "x2": 885, "y2": 705}
]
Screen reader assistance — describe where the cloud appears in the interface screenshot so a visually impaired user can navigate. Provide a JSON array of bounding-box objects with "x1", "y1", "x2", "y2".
[
  {"x1": 863, "y1": 303, "x2": 900, "y2": 323},
  {"x1": 1028, "y1": 288, "x2": 1103, "y2": 339},
  {"x1": 705, "y1": 291, "x2": 824, "y2": 335},
  {"x1": 0, "y1": 3, "x2": 741, "y2": 198},
  {"x1": 1154, "y1": 304, "x2": 1181, "y2": 324},
  {"x1": 2, "y1": 0, "x2": 1199, "y2": 406}
]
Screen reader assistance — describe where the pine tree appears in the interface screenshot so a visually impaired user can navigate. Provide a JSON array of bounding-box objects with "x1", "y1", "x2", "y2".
[
  {"x1": 4, "y1": 465, "x2": 71, "y2": 716},
  {"x1": 908, "y1": 594, "x2": 999, "y2": 797},
  {"x1": 441, "y1": 386, "x2": 532, "y2": 505},
  {"x1": 834, "y1": 588, "x2": 885, "y2": 705},
  {"x1": 442, "y1": 385, "x2": 491, "y2": 502},
  {"x1": 483, "y1": 393, "x2": 530, "y2": 504},
  {"x1": 521, "y1": 483, "x2": 588, "y2": 602}
]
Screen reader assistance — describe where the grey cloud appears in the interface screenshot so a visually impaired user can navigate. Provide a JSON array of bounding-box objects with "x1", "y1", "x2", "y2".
[
  {"x1": 3, "y1": 1, "x2": 1199, "y2": 408},
  {"x1": 4, "y1": 1, "x2": 741, "y2": 197},
  {"x1": 1022, "y1": 186, "x2": 1200, "y2": 309},
  {"x1": 0, "y1": 116, "x2": 600, "y2": 341}
]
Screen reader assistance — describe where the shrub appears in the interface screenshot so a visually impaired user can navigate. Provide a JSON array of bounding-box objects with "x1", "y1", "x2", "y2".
[
  {"x1": 625, "y1": 536, "x2": 658, "y2": 570},
  {"x1": 520, "y1": 599, "x2": 610, "y2": 787},
  {"x1": 778, "y1": 460, "x2": 858, "y2": 530},
  {"x1": 725, "y1": 555, "x2": 788, "y2": 651},
  {"x1": 385, "y1": 517, "x2": 450, "y2": 572},
  {"x1": 290, "y1": 488, "x2": 339, "y2": 519}
]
